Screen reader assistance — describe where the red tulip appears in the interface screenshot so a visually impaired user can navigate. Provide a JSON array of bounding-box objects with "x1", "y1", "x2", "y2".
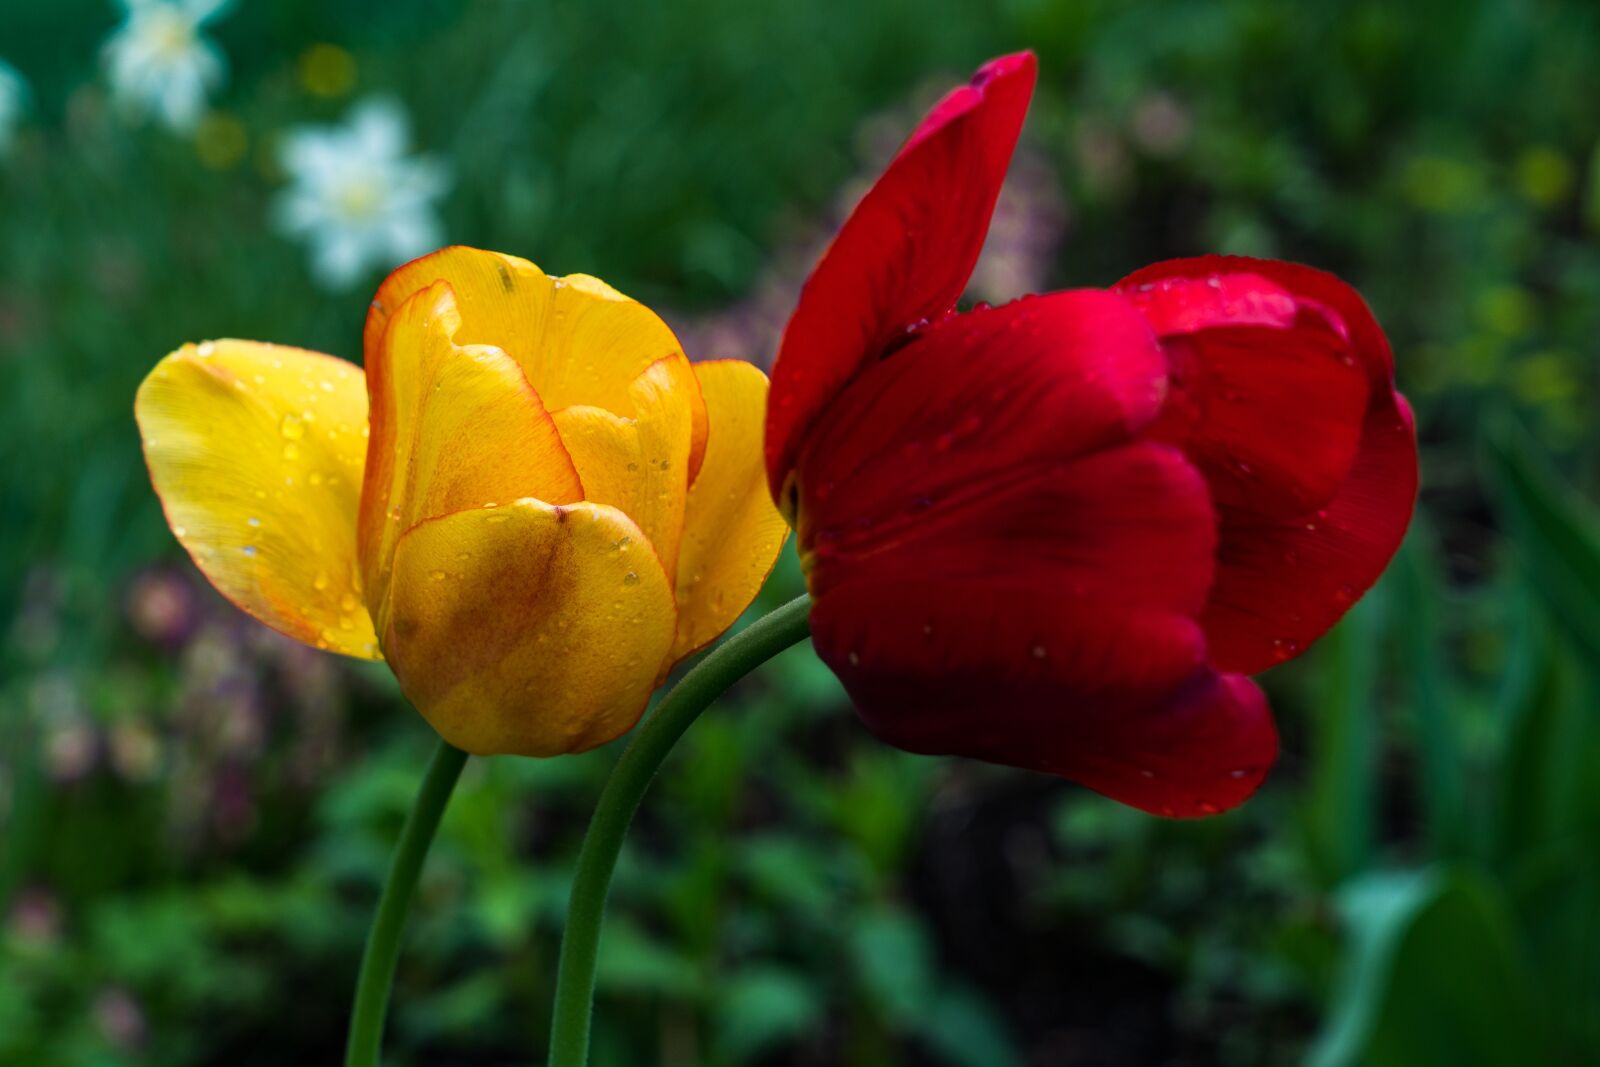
[{"x1": 765, "y1": 52, "x2": 1417, "y2": 816}]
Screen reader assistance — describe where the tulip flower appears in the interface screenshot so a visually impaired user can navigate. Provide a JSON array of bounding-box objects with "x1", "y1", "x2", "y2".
[
  {"x1": 137, "y1": 245, "x2": 787, "y2": 756},
  {"x1": 766, "y1": 53, "x2": 1417, "y2": 816}
]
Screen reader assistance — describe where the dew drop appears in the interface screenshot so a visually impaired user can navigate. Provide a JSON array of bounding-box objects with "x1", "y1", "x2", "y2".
[
  {"x1": 847, "y1": 651, "x2": 861, "y2": 667},
  {"x1": 1229, "y1": 768, "x2": 1250, "y2": 779},
  {"x1": 429, "y1": 570, "x2": 447, "y2": 582},
  {"x1": 280, "y1": 413, "x2": 305, "y2": 440},
  {"x1": 313, "y1": 572, "x2": 330, "y2": 591},
  {"x1": 172, "y1": 525, "x2": 187, "y2": 538},
  {"x1": 623, "y1": 571, "x2": 639, "y2": 586},
  {"x1": 282, "y1": 443, "x2": 300, "y2": 461},
  {"x1": 1139, "y1": 769, "x2": 1156, "y2": 779},
  {"x1": 339, "y1": 593, "x2": 358, "y2": 612},
  {"x1": 247, "y1": 516, "x2": 261, "y2": 528},
  {"x1": 196, "y1": 341, "x2": 216, "y2": 358},
  {"x1": 485, "y1": 514, "x2": 510, "y2": 524},
  {"x1": 242, "y1": 545, "x2": 257, "y2": 557},
  {"x1": 1030, "y1": 644, "x2": 1048, "y2": 660}
]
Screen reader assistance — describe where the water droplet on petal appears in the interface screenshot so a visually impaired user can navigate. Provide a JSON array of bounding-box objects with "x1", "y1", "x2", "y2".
[
  {"x1": 623, "y1": 571, "x2": 639, "y2": 586},
  {"x1": 280, "y1": 414, "x2": 305, "y2": 440},
  {"x1": 313, "y1": 572, "x2": 330, "y2": 591}
]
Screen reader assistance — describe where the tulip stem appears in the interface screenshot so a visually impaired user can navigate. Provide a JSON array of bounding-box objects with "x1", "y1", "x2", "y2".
[
  {"x1": 547, "y1": 594, "x2": 813, "y2": 1067},
  {"x1": 345, "y1": 737, "x2": 469, "y2": 1067}
]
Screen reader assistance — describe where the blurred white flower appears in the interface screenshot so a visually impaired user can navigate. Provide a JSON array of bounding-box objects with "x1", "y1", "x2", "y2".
[
  {"x1": 0, "y1": 59, "x2": 26, "y2": 156},
  {"x1": 102, "y1": 0, "x2": 231, "y2": 133},
  {"x1": 273, "y1": 98, "x2": 450, "y2": 289}
]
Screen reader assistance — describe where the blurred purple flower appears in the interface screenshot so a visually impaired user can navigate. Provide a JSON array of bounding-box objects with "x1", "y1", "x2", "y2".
[
  {"x1": 125, "y1": 567, "x2": 197, "y2": 647},
  {"x1": 6, "y1": 888, "x2": 63, "y2": 947},
  {"x1": 93, "y1": 987, "x2": 148, "y2": 1051},
  {"x1": 1131, "y1": 90, "x2": 1194, "y2": 158}
]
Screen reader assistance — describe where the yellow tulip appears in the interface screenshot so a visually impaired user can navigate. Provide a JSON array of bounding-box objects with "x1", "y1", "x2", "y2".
[{"x1": 135, "y1": 246, "x2": 788, "y2": 756}]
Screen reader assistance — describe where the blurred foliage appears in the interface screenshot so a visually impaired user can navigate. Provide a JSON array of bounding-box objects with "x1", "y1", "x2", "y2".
[{"x1": 3, "y1": 0, "x2": 1600, "y2": 1064}]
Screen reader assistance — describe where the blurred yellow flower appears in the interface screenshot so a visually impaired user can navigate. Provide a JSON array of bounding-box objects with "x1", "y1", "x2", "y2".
[
  {"x1": 135, "y1": 246, "x2": 787, "y2": 756},
  {"x1": 194, "y1": 110, "x2": 246, "y2": 169},
  {"x1": 298, "y1": 43, "x2": 356, "y2": 98}
]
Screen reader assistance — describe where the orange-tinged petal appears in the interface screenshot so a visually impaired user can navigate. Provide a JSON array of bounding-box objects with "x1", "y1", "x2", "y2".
[
  {"x1": 670, "y1": 360, "x2": 789, "y2": 662},
  {"x1": 359, "y1": 282, "x2": 583, "y2": 622},
  {"x1": 135, "y1": 340, "x2": 379, "y2": 658},
  {"x1": 550, "y1": 356, "x2": 695, "y2": 579},
  {"x1": 365, "y1": 246, "x2": 708, "y2": 478},
  {"x1": 381, "y1": 500, "x2": 676, "y2": 756}
]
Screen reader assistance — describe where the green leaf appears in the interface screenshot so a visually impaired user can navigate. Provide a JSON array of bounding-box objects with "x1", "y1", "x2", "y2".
[
  {"x1": 1308, "y1": 869, "x2": 1551, "y2": 1067},
  {"x1": 1391, "y1": 533, "x2": 1468, "y2": 859},
  {"x1": 1299, "y1": 589, "x2": 1385, "y2": 887},
  {"x1": 1492, "y1": 596, "x2": 1583, "y2": 865},
  {"x1": 1480, "y1": 414, "x2": 1600, "y2": 668},
  {"x1": 920, "y1": 984, "x2": 1021, "y2": 1067},
  {"x1": 849, "y1": 905, "x2": 936, "y2": 1026},
  {"x1": 593, "y1": 918, "x2": 702, "y2": 999},
  {"x1": 715, "y1": 966, "x2": 823, "y2": 1064}
]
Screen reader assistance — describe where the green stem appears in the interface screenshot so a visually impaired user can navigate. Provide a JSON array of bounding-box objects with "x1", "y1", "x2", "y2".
[
  {"x1": 345, "y1": 737, "x2": 469, "y2": 1067},
  {"x1": 547, "y1": 594, "x2": 813, "y2": 1067}
]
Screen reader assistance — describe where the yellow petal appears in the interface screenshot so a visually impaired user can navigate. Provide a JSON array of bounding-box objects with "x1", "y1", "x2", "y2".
[
  {"x1": 381, "y1": 500, "x2": 676, "y2": 756},
  {"x1": 551, "y1": 356, "x2": 695, "y2": 580},
  {"x1": 365, "y1": 246, "x2": 708, "y2": 477},
  {"x1": 135, "y1": 340, "x2": 379, "y2": 659},
  {"x1": 670, "y1": 360, "x2": 790, "y2": 662},
  {"x1": 360, "y1": 282, "x2": 583, "y2": 621}
]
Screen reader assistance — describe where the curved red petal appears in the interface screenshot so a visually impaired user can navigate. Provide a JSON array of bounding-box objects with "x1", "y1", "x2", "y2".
[
  {"x1": 1119, "y1": 269, "x2": 1373, "y2": 519},
  {"x1": 1066, "y1": 671, "x2": 1278, "y2": 817},
  {"x1": 1202, "y1": 393, "x2": 1418, "y2": 673},
  {"x1": 766, "y1": 52, "x2": 1037, "y2": 506},
  {"x1": 794, "y1": 290, "x2": 1170, "y2": 574},
  {"x1": 807, "y1": 434, "x2": 1226, "y2": 811},
  {"x1": 812, "y1": 586, "x2": 1276, "y2": 817},
  {"x1": 1116, "y1": 254, "x2": 1397, "y2": 386}
]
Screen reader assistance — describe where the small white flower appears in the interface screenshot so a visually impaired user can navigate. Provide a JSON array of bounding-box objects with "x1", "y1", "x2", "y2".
[
  {"x1": 273, "y1": 98, "x2": 450, "y2": 289},
  {"x1": 103, "y1": 0, "x2": 232, "y2": 133},
  {"x1": 0, "y1": 60, "x2": 27, "y2": 156}
]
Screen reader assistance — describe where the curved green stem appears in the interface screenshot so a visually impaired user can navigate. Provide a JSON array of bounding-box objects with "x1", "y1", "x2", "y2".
[
  {"x1": 345, "y1": 738, "x2": 469, "y2": 1067},
  {"x1": 547, "y1": 594, "x2": 813, "y2": 1067}
]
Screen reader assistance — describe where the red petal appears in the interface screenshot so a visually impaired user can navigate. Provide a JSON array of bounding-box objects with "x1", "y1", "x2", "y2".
[
  {"x1": 1201, "y1": 393, "x2": 1418, "y2": 672},
  {"x1": 1116, "y1": 258, "x2": 1417, "y2": 672},
  {"x1": 1117, "y1": 255, "x2": 1397, "y2": 386},
  {"x1": 806, "y1": 434, "x2": 1228, "y2": 808},
  {"x1": 811, "y1": 586, "x2": 1277, "y2": 817},
  {"x1": 1120, "y1": 272, "x2": 1372, "y2": 519},
  {"x1": 765, "y1": 52, "x2": 1037, "y2": 507},
  {"x1": 794, "y1": 290, "x2": 1170, "y2": 579},
  {"x1": 1066, "y1": 671, "x2": 1278, "y2": 817}
]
